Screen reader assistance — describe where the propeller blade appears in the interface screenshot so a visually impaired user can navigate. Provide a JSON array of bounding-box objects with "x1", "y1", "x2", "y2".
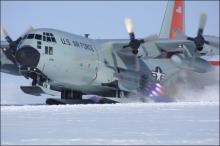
[
  {"x1": 124, "y1": 17, "x2": 133, "y2": 34},
  {"x1": 21, "y1": 25, "x2": 34, "y2": 36},
  {"x1": 143, "y1": 34, "x2": 158, "y2": 42},
  {"x1": 187, "y1": 36, "x2": 195, "y2": 41},
  {"x1": 204, "y1": 35, "x2": 220, "y2": 48},
  {"x1": 1, "y1": 25, "x2": 8, "y2": 37},
  {"x1": 1, "y1": 26, "x2": 13, "y2": 43},
  {"x1": 197, "y1": 13, "x2": 207, "y2": 36},
  {"x1": 124, "y1": 17, "x2": 158, "y2": 55},
  {"x1": 28, "y1": 25, "x2": 34, "y2": 31}
]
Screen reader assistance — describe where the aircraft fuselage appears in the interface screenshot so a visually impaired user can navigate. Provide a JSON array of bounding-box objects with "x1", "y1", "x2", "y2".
[{"x1": 18, "y1": 28, "x2": 116, "y2": 95}]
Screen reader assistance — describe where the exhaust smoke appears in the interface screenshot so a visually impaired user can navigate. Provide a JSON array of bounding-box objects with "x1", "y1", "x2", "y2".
[{"x1": 164, "y1": 67, "x2": 219, "y2": 102}]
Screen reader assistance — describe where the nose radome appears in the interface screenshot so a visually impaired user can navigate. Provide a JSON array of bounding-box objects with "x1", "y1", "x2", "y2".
[{"x1": 15, "y1": 46, "x2": 40, "y2": 67}]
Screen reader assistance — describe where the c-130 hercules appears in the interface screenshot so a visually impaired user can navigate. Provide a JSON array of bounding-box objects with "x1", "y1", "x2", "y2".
[{"x1": 1, "y1": 1, "x2": 219, "y2": 104}]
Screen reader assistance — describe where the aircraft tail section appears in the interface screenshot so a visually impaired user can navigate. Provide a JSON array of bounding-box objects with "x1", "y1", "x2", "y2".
[{"x1": 159, "y1": 0, "x2": 185, "y2": 39}]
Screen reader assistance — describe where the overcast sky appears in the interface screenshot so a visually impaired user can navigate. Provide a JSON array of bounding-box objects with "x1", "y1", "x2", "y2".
[
  {"x1": 1, "y1": 1, "x2": 219, "y2": 103},
  {"x1": 1, "y1": 1, "x2": 219, "y2": 39}
]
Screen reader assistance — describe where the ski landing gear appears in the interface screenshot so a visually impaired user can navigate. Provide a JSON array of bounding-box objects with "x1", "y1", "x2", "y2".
[
  {"x1": 46, "y1": 90, "x2": 87, "y2": 105},
  {"x1": 46, "y1": 90, "x2": 118, "y2": 105},
  {"x1": 45, "y1": 98, "x2": 96, "y2": 105}
]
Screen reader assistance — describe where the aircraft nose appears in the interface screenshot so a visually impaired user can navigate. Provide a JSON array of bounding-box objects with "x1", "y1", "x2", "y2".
[{"x1": 15, "y1": 46, "x2": 40, "y2": 67}]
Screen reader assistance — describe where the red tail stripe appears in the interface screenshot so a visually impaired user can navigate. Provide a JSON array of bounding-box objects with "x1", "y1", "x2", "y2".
[{"x1": 170, "y1": 0, "x2": 183, "y2": 38}]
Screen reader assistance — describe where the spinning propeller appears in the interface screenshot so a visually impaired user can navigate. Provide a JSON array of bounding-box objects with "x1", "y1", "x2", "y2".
[
  {"x1": 123, "y1": 17, "x2": 158, "y2": 55},
  {"x1": 122, "y1": 17, "x2": 159, "y2": 72},
  {"x1": 185, "y1": 13, "x2": 218, "y2": 51},
  {"x1": 172, "y1": 13, "x2": 216, "y2": 73},
  {"x1": 1, "y1": 25, "x2": 33, "y2": 64}
]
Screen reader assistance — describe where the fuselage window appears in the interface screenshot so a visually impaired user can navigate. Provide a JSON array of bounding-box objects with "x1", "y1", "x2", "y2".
[
  {"x1": 37, "y1": 41, "x2": 41, "y2": 49},
  {"x1": 45, "y1": 46, "x2": 53, "y2": 55},
  {"x1": 43, "y1": 36, "x2": 46, "y2": 41},
  {"x1": 37, "y1": 45, "x2": 41, "y2": 49},
  {"x1": 35, "y1": 34, "x2": 42, "y2": 40},
  {"x1": 45, "y1": 46, "x2": 49, "y2": 54},
  {"x1": 27, "y1": 34, "x2": 35, "y2": 39},
  {"x1": 49, "y1": 47, "x2": 53, "y2": 55}
]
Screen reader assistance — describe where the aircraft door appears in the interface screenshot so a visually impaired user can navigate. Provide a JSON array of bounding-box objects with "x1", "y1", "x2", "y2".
[{"x1": 78, "y1": 60, "x2": 98, "y2": 84}]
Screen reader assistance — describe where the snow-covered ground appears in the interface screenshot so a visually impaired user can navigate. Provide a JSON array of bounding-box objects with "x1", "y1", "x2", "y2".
[{"x1": 1, "y1": 102, "x2": 219, "y2": 145}]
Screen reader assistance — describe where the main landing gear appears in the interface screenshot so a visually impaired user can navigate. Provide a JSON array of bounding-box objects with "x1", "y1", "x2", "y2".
[{"x1": 46, "y1": 90, "x2": 89, "y2": 105}]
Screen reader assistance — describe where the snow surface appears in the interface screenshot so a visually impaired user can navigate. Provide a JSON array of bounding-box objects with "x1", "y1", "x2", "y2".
[{"x1": 1, "y1": 102, "x2": 219, "y2": 145}]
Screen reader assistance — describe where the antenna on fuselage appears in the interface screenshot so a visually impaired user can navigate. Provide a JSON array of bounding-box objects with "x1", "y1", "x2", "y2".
[
  {"x1": 84, "y1": 33, "x2": 90, "y2": 38},
  {"x1": 84, "y1": 34, "x2": 90, "y2": 38}
]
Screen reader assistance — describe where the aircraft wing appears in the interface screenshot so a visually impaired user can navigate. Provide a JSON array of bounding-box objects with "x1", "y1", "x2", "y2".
[
  {"x1": 0, "y1": 41, "x2": 10, "y2": 48},
  {"x1": 101, "y1": 40, "x2": 139, "y2": 71},
  {"x1": 155, "y1": 39, "x2": 196, "y2": 54},
  {"x1": 109, "y1": 39, "x2": 196, "y2": 64},
  {"x1": 204, "y1": 35, "x2": 219, "y2": 49},
  {"x1": 0, "y1": 41, "x2": 21, "y2": 75},
  {"x1": 112, "y1": 42, "x2": 138, "y2": 70},
  {"x1": 110, "y1": 38, "x2": 213, "y2": 74}
]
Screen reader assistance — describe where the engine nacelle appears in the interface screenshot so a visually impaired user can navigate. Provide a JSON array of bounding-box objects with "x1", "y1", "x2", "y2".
[{"x1": 171, "y1": 53, "x2": 185, "y2": 66}]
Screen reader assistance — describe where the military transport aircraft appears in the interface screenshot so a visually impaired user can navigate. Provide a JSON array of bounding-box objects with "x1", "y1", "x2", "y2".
[{"x1": 1, "y1": 1, "x2": 219, "y2": 104}]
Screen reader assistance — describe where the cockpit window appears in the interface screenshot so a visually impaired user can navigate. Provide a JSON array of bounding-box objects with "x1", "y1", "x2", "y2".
[
  {"x1": 43, "y1": 32, "x2": 56, "y2": 43},
  {"x1": 51, "y1": 37, "x2": 56, "y2": 43},
  {"x1": 27, "y1": 34, "x2": 35, "y2": 39},
  {"x1": 23, "y1": 34, "x2": 28, "y2": 39},
  {"x1": 47, "y1": 37, "x2": 51, "y2": 42},
  {"x1": 35, "y1": 34, "x2": 42, "y2": 40},
  {"x1": 43, "y1": 36, "x2": 46, "y2": 41}
]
